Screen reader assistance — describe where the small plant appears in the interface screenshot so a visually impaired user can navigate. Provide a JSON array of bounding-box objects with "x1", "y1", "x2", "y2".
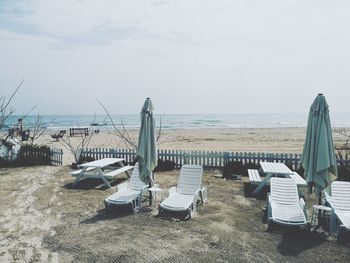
[
  {"x1": 154, "y1": 159, "x2": 176, "y2": 171},
  {"x1": 78, "y1": 155, "x2": 95, "y2": 165},
  {"x1": 0, "y1": 144, "x2": 52, "y2": 167},
  {"x1": 222, "y1": 161, "x2": 244, "y2": 179}
]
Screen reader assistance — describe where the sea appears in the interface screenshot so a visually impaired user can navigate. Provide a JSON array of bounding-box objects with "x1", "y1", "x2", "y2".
[{"x1": 2, "y1": 113, "x2": 350, "y2": 131}]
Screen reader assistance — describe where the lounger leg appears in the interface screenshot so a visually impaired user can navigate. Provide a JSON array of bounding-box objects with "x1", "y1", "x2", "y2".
[{"x1": 200, "y1": 186, "x2": 208, "y2": 203}]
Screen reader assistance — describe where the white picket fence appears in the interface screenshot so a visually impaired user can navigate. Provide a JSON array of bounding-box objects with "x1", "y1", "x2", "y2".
[
  {"x1": 80, "y1": 148, "x2": 303, "y2": 170},
  {"x1": 50, "y1": 148, "x2": 63, "y2": 165}
]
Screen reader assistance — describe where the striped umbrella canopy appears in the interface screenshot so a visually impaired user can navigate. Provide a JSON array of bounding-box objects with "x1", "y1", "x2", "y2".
[
  {"x1": 136, "y1": 98, "x2": 157, "y2": 185},
  {"x1": 301, "y1": 93, "x2": 338, "y2": 195}
]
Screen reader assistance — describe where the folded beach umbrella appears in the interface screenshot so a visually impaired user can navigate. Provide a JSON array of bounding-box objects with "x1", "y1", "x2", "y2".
[
  {"x1": 136, "y1": 98, "x2": 158, "y2": 186},
  {"x1": 301, "y1": 93, "x2": 338, "y2": 196}
]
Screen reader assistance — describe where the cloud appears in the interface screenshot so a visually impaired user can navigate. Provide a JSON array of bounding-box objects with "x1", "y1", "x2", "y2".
[{"x1": 0, "y1": 0, "x2": 350, "y2": 114}]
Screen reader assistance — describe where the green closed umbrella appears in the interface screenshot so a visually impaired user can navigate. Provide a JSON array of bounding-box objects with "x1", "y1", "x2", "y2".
[
  {"x1": 301, "y1": 93, "x2": 338, "y2": 197},
  {"x1": 136, "y1": 98, "x2": 158, "y2": 197}
]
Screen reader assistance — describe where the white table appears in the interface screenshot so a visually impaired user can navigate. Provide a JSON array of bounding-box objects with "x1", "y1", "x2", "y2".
[
  {"x1": 148, "y1": 185, "x2": 162, "y2": 202},
  {"x1": 72, "y1": 158, "x2": 133, "y2": 188},
  {"x1": 252, "y1": 162, "x2": 294, "y2": 195},
  {"x1": 311, "y1": 205, "x2": 332, "y2": 229}
]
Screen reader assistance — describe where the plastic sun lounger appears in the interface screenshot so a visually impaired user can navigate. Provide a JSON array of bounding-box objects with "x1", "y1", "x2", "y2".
[
  {"x1": 267, "y1": 178, "x2": 307, "y2": 227},
  {"x1": 104, "y1": 164, "x2": 148, "y2": 211},
  {"x1": 159, "y1": 164, "x2": 207, "y2": 219},
  {"x1": 324, "y1": 181, "x2": 350, "y2": 236}
]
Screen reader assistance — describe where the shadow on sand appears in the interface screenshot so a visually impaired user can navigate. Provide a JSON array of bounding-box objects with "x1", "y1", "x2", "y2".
[
  {"x1": 64, "y1": 177, "x2": 127, "y2": 190},
  {"x1": 243, "y1": 182, "x2": 270, "y2": 200},
  {"x1": 80, "y1": 205, "x2": 135, "y2": 223},
  {"x1": 275, "y1": 227, "x2": 327, "y2": 257},
  {"x1": 80, "y1": 205, "x2": 155, "y2": 224}
]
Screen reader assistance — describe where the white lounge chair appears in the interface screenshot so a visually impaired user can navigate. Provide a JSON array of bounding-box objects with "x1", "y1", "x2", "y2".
[
  {"x1": 159, "y1": 164, "x2": 207, "y2": 219},
  {"x1": 104, "y1": 164, "x2": 148, "y2": 211},
  {"x1": 267, "y1": 178, "x2": 307, "y2": 227},
  {"x1": 324, "y1": 181, "x2": 350, "y2": 236}
]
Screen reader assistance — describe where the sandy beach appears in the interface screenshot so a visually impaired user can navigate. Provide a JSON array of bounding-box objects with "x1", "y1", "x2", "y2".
[
  {"x1": 0, "y1": 166, "x2": 349, "y2": 262},
  {"x1": 0, "y1": 127, "x2": 349, "y2": 262},
  {"x1": 36, "y1": 127, "x2": 347, "y2": 165}
]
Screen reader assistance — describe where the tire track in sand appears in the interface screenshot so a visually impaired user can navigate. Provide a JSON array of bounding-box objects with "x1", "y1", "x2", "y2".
[{"x1": 0, "y1": 166, "x2": 63, "y2": 262}]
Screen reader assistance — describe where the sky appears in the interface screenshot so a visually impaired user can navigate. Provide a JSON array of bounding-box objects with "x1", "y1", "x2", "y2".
[{"x1": 0, "y1": 0, "x2": 350, "y2": 115}]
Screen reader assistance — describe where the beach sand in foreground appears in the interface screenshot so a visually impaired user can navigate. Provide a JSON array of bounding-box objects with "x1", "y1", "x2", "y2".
[{"x1": 0, "y1": 166, "x2": 349, "y2": 262}]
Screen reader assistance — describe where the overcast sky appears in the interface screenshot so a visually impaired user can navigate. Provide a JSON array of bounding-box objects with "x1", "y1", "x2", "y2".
[{"x1": 0, "y1": 0, "x2": 349, "y2": 115}]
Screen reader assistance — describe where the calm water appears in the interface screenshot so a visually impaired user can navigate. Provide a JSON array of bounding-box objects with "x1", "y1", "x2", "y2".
[{"x1": 2, "y1": 113, "x2": 350, "y2": 130}]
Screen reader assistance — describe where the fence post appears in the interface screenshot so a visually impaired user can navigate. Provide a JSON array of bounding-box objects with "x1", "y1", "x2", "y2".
[{"x1": 223, "y1": 152, "x2": 229, "y2": 166}]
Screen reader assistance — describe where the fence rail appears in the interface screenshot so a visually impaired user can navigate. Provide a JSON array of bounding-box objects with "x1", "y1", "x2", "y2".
[
  {"x1": 80, "y1": 148, "x2": 306, "y2": 170},
  {"x1": 50, "y1": 148, "x2": 63, "y2": 165}
]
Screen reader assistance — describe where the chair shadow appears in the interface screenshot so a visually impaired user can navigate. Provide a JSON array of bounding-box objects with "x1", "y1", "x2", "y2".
[
  {"x1": 243, "y1": 182, "x2": 270, "y2": 200},
  {"x1": 276, "y1": 227, "x2": 326, "y2": 257},
  {"x1": 80, "y1": 205, "x2": 134, "y2": 224},
  {"x1": 155, "y1": 210, "x2": 191, "y2": 221},
  {"x1": 64, "y1": 177, "x2": 127, "y2": 190},
  {"x1": 80, "y1": 203, "x2": 157, "y2": 224}
]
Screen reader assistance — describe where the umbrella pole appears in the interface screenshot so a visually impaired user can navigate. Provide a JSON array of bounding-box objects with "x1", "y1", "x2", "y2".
[
  {"x1": 149, "y1": 181, "x2": 153, "y2": 205},
  {"x1": 318, "y1": 192, "x2": 322, "y2": 228},
  {"x1": 149, "y1": 172, "x2": 154, "y2": 206}
]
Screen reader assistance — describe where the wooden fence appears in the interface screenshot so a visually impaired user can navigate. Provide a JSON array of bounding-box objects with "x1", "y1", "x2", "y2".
[
  {"x1": 50, "y1": 148, "x2": 63, "y2": 165},
  {"x1": 80, "y1": 148, "x2": 303, "y2": 170}
]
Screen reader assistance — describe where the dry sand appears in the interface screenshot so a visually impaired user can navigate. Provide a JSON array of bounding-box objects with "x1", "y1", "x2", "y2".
[
  {"x1": 0, "y1": 166, "x2": 349, "y2": 262},
  {"x1": 36, "y1": 127, "x2": 348, "y2": 165},
  {"x1": 1, "y1": 128, "x2": 350, "y2": 262}
]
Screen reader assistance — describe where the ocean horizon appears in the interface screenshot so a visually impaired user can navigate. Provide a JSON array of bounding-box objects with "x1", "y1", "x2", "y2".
[{"x1": 2, "y1": 112, "x2": 350, "y2": 130}]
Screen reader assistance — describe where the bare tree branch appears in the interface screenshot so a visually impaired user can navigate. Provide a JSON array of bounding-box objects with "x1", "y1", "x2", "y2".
[
  {"x1": 1, "y1": 79, "x2": 24, "y2": 129},
  {"x1": 97, "y1": 99, "x2": 137, "y2": 149},
  {"x1": 28, "y1": 114, "x2": 46, "y2": 144},
  {"x1": 0, "y1": 79, "x2": 24, "y2": 113},
  {"x1": 59, "y1": 118, "x2": 96, "y2": 164},
  {"x1": 156, "y1": 116, "x2": 162, "y2": 142}
]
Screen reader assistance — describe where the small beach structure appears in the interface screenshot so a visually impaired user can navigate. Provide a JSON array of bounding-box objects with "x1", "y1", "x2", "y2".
[
  {"x1": 301, "y1": 93, "x2": 338, "y2": 197},
  {"x1": 136, "y1": 97, "x2": 158, "y2": 204},
  {"x1": 71, "y1": 158, "x2": 133, "y2": 188},
  {"x1": 249, "y1": 161, "x2": 306, "y2": 196},
  {"x1": 69, "y1": 127, "x2": 89, "y2": 137},
  {"x1": 159, "y1": 164, "x2": 207, "y2": 219}
]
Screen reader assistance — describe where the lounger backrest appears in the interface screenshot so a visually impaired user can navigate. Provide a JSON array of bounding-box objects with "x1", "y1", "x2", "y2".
[
  {"x1": 177, "y1": 164, "x2": 203, "y2": 195},
  {"x1": 327, "y1": 181, "x2": 350, "y2": 211},
  {"x1": 129, "y1": 163, "x2": 147, "y2": 191},
  {"x1": 270, "y1": 178, "x2": 299, "y2": 205}
]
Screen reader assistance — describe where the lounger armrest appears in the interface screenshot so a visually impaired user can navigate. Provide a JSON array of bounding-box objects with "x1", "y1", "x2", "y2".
[
  {"x1": 192, "y1": 193, "x2": 198, "y2": 215},
  {"x1": 168, "y1": 186, "x2": 177, "y2": 196},
  {"x1": 117, "y1": 182, "x2": 128, "y2": 191},
  {"x1": 200, "y1": 186, "x2": 208, "y2": 203},
  {"x1": 299, "y1": 197, "x2": 307, "y2": 220},
  {"x1": 267, "y1": 193, "x2": 272, "y2": 221},
  {"x1": 324, "y1": 192, "x2": 335, "y2": 208},
  {"x1": 194, "y1": 188, "x2": 201, "y2": 198},
  {"x1": 299, "y1": 197, "x2": 305, "y2": 209}
]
